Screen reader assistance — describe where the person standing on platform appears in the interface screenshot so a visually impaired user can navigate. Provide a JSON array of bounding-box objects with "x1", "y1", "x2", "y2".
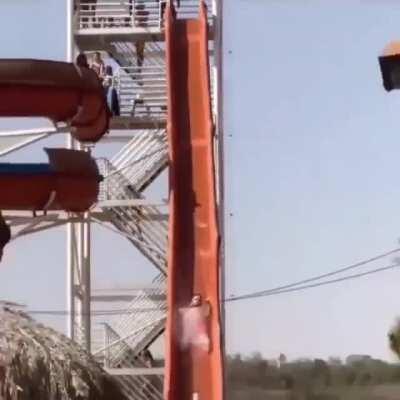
[
  {"x1": 90, "y1": 52, "x2": 105, "y2": 81},
  {"x1": 136, "y1": 41, "x2": 145, "y2": 72},
  {"x1": 76, "y1": 53, "x2": 89, "y2": 68},
  {"x1": 103, "y1": 65, "x2": 120, "y2": 117}
]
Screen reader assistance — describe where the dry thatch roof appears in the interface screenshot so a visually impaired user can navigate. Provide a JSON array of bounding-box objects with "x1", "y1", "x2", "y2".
[{"x1": 0, "y1": 307, "x2": 127, "y2": 400}]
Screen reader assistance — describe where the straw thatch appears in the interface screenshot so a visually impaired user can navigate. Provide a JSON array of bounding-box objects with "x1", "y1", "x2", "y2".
[{"x1": 0, "y1": 307, "x2": 127, "y2": 400}]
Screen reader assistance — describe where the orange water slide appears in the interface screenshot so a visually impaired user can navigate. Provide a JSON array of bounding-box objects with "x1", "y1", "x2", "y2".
[
  {"x1": 0, "y1": 60, "x2": 110, "y2": 142},
  {"x1": 0, "y1": 147, "x2": 101, "y2": 260},
  {"x1": 165, "y1": 3, "x2": 223, "y2": 400},
  {"x1": 0, "y1": 148, "x2": 101, "y2": 212}
]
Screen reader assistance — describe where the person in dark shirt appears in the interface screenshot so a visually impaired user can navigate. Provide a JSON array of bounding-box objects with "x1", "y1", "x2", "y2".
[
  {"x1": 103, "y1": 65, "x2": 120, "y2": 117},
  {"x1": 76, "y1": 53, "x2": 89, "y2": 68},
  {"x1": 136, "y1": 41, "x2": 145, "y2": 71},
  {"x1": 0, "y1": 214, "x2": 11, "y2": 262}
]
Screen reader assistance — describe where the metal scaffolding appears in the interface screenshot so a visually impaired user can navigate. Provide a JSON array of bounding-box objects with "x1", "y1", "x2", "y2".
[{"x1": 1, "y1": 0, "x2": 224, "y2": 398}]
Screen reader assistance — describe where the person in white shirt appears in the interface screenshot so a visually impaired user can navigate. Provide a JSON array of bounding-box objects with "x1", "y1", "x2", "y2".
[{"x1": 178, "y1": 294, "x2": 211, "y2": 352}]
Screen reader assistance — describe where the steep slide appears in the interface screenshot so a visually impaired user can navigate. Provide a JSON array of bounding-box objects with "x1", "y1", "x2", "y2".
[
  {"x1": 0, "y1": 59, "x2": 110, "y2": 142},
  {"x1": 165, "y1": 3, "x2": 223, "y2": 400}
]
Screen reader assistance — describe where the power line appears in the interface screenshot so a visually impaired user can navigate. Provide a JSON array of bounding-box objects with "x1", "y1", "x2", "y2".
[
  {"x1": 25, "y1": 307, "x2": 165, "y2": 317},
  {"x1": 16, "y1": 247, "x2": 400, "y2": 315},
  {"x1": 226, "y1": 262, "x2": 400, "y2": 302},
  {"x1": 226, "y1": 246, "x2": 400, "y2": 302},
  {"x1": 20, "y1": 262, "x2": 399, "y2": 316},
  {"x1": 29, "y1": 262, "x2": 400, "y2": 314}
]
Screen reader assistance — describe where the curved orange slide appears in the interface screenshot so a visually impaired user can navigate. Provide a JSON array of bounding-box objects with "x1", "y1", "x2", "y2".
[
  {"x1": 0, "y1": 148, "x2": 101, "y2": 260},
  {"x1": 165, "y1": 3, "x2": 223, "y2": 400},
  {"x1": 0, "y1": 60, "x2": 110, "y2": 142},
  {"x1": 0, "y1": 148, "x2": 101, "y2": 212}
]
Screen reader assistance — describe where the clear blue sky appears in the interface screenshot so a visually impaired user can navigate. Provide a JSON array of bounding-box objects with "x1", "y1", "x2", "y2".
[
  {"x1": 2, "y1": 0, "x2": 400, "y2": 363},
  {"x1": 224, "y1": 0, "x2": 400, "y2": 362}
]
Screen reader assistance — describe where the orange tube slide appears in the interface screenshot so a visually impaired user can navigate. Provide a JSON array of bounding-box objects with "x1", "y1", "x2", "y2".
[
  {"x1": 0, "y1": 148, "x2": 101, "y2": 212},
  {"x1": 0, "y1": 60, "x2": 110, "y2": 142},
  {"x1": 165, "y1": 3, "x2": 223, "y2": 400}
]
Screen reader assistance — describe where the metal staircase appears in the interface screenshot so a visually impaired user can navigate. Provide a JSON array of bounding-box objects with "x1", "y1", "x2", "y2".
[
  {"x1": 93, "y1": 133, "x2": 168, "y2": 370},
  {"x1": 70, "y1": 2, "x2": 219, "y2": 398},
  {"x1": 96, "y1": 324, "x2": 164, "y2": 400},
  {"x1": 90, "y1": 274, "x2": 166, "y2": 399},
  {"x1": 117, "y1": 66, "x2": 167, "y2": 120},
  {"x1": 87, "y1": 9, "x2": 171, "y2": 377},
  {"x1": 93, "y1": 274, "x2": 166, "y2": 363},
  {"x1": 110, "y1": 129, "x2": 168, "y2": 192},
  {"x1": 98, "y1": 157, "x2": 168, "y2": 273}
]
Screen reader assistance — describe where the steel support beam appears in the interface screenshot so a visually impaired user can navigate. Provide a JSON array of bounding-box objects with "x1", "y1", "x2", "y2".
[
  {"x1": 68, "y1": 218, "x2": 91, "y2": 350},
  {"x1": 76, "y1": 27, "x2": 214, "y2": 52},
  {"x1": 105, "y1": 367, "x2": 164, "y2": 376},
  {"x1": 76, "y1": 29, "x2": 163, "y2": 52},
  {"x1": 110, "y1": 116, "x2": 166, "y2": 131},
  {"x1": 66, "y1": 0, "x2": 91, "y2": 351},
  {"x1": 3, "y1": 210, "x2": 168, "y2": 227},
  {"x1": 91, "y1": 293, "x2": 166, "y2": 303},
  {"x1": 0, "y1": 126, "x2": 70, "y2": 156},
  {"x1": 97, "y1": 199, "x2": 167, "y2": 208}
]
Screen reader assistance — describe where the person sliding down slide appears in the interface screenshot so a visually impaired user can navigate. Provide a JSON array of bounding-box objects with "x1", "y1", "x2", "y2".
[{"x1": 178, "y1": 295, "x2": 211, "y2": 353}]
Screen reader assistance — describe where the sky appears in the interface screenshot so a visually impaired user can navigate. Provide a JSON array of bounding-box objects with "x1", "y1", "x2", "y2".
[
  {"x1": 2, "y1": 0, "x2": 400, "y2": 363},
  {"x1": 224, "y1": 0, "x2": 400, "y2": 362}
]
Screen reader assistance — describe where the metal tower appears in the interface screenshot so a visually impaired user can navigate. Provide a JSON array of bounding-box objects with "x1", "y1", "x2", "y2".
[{"x1": 1, "y1": 0, "x2": 224, "y2": 398}]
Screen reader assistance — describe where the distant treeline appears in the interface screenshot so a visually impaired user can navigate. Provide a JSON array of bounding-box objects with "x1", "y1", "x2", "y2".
[{"x1": 226, "y1": 353, "x2": 400, "y2": 400}]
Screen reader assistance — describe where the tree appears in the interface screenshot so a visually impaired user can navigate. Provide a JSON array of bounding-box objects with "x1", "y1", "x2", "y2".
[
  {"x1": 313, "y1": 359, "x2": 331, "y2": 387},
  {"x1": 389, "y1": 319, "x2": 400, "y2": 359},
  {"x1": 359, "y1": 371, "x2": 372, "y2": 385},
  {"x1": 0, "y1": 213, "x2": 10, "y2": 262},
  {"x1": 279, "y1": 353, "x2": 287, "y2": 366},
  {"x1": 345, "y1": 369, "x2": 357, "y2": 386},
  {"x1": 328, "y1": 357, "x2": 342, "y2": 366},
  {"x1": 245, "y1": 353, "x2": 268, "y2": 387}
]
